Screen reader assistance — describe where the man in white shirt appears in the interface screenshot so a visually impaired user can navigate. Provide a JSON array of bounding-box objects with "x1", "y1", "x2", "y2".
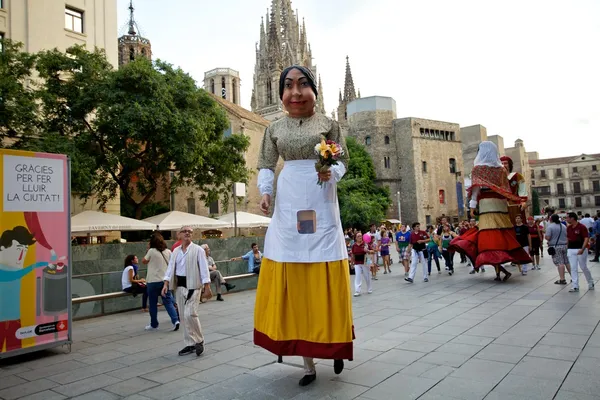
[
  {"x1": 581, "y1": 213, "x2": 594, "y2": 231},
  {"x1": 162, "y1": 226, "x2": 212, "y2": 356}
]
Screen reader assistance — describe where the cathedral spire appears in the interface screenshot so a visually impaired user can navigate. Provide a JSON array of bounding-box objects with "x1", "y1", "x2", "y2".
[
  {"x1": 343, "y1": 55, "x2": 356, "y2": 102},
  {"x1": 127, "y1": 0, "x2": 136, "y2": 35},
  {"x1": 316, "y1": 74, "x2": 325, "y2": 114}
]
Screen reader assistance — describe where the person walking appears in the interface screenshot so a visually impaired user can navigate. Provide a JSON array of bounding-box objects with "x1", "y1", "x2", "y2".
[
  {"x1": 545, "y1": 214, "x2": 571, "y2": 285},
  {"x1": 142, "y1": 233, "x2": 180, "y2": 331},
  {"x1": 395, "y1": 224, "x2": 411, "y2": 277},
  {"x1": 161, "y1": 226, "x2": 212, "y2": 356},
  {"x1": 566, "y1": 212, "x2": 595, "y2": 292},
  {"x1": 440, "y1": 224, "x2": 457, "y2": 275},
  {"x1": 253, "y1": 65, "x2": 353, "y2": 387},
  {"x1": 514, "y1": 215, "x2": 532, "y2": 275},
  {"x1": 527, "y1": 216, "x2": 542, "y2": 270},
  {"x1": 352, "y1": 233, "x2": 372, "y2": 296},
  {"x1": 426, "y1": 225, "x2": 442, "y2": 275},
  {"x1": 405, "y1": 222, "x2": 429, "y2": 283},
  {"x1": 591, "y1": 214, "x2": 600, "y2": 262}
]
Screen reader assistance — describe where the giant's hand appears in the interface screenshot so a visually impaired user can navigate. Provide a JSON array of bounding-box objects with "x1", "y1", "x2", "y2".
[
  {"x1": 260, "y1": 194, "x2": 271, "y2": 215},
  {"x1": 317, "y1": 169, "x2": 332, "y2": 182}
]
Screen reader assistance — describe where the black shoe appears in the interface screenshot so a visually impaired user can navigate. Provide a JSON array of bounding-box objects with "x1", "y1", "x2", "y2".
[
  {"x1": 225, "y1": 283, "x2": 236, "y2": 292},
  {"x1": 216, "y1": 294, "x2": 224, "y2": 301},
  {"x1": 591, "y1": 259, "x2": 599, "y2": 262},
  {"x1": 298, "y1": 374, "x2": 316, "y2": 386},
  {"x1": 195, "y1": 342, "x2": 204, "y2": 356},
  {"x1": 334, "y1": 359, "x2": 344, "y2": 375},
  {"x1": 404, "y1": 277, "x2": 413, "y2": 283},
  {"x1": 178, "y1": 346, "x2": 194, "y2": 356}
]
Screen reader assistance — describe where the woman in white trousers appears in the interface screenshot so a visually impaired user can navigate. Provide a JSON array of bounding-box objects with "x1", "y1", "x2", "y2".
[{"x1": 351, "y1": 233, "x2": 372, "y2": 296}]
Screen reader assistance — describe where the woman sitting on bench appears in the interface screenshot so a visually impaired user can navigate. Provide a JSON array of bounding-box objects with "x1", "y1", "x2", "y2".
[{"x1": 122, "y1": 254, "x2": 148, "y2": 311}]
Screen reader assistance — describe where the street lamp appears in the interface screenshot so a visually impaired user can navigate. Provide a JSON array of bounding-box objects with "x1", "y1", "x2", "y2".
[{"x1": 396, "y1": 191, "x2": 401, "y2": 224}]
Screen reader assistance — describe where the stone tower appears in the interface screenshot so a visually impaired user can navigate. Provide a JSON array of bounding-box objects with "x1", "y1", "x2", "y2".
[
  {"x1": 337, "y1": 56, "x2": 358, "y2": 127},
  {"x1": 203, "y1": 68, "x2": 241, "y2": 105},
  {"x1": 251, "y1": 0, "x2": 325, "y2": 121},
  {"x1": 118, "y1": 0, "x2": 151, "y2": 68}
]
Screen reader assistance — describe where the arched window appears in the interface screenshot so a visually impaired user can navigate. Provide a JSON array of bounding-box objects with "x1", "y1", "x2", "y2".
[
  {"x1": 129, "y1": 46, "x2": 135, "y2": 61},
  {"x1": 365, "y1": 136, "x2": 371, "y2": 146},
  {"x1": 384, "y1": 135, "x2": 390, "y2": 145},
  {"x1": 267, "y1": 80, "x2": 272, "y2": 104},
  {"x1": 210, "y1": 79, "x2": 215, "y2": 94},
  {"x1": 221, "y1": 77, "x2": 226, "y2": 99},
  {"x1": 439, "y1": 189, "x2": 446, "y2": 204},
  {"x1": 232, "y1": 78, "x2": 237, "y2": 104},
  {"x1": 384, "y1": 157, "x2": 390, "y2": 168},
  {"x1": 141, "y1": 48, "x2": 146, "y2": 57},
  {"x1": 449, "y1": 158, "x2": 457, "y2": 174}
]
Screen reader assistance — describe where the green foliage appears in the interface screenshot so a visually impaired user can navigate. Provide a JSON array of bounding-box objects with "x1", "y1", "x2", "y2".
[
  {"x1": 1, "y1": 40, "x2": 251, "y2": 218},
  {"x1": 532, "y1": 189, "x2": 541, "y2": 215},
  {"x1": 0, "y1": 40, "x2": 39, "y2": 145},
  {"x1": 338, "y1": 137, "x2": 391, "y2": 230}
]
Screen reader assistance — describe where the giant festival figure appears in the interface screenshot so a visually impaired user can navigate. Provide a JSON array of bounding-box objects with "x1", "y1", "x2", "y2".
[
  {"x1": 253, "y1": 65, "x2": 354, "y2": 387},
  {"x1": 450, "y1": 141, "x2": 531, "y2": 281}
]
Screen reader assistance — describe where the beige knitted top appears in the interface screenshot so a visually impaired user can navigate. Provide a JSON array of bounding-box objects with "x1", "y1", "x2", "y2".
[{"x1": 257, "y1": 113, "x2": 348, "y2": 171}]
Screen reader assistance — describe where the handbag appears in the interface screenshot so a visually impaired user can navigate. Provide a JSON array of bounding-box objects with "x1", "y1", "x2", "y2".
[{"x1": 547, "y1": 224, "x2": 561, "y2": 256}]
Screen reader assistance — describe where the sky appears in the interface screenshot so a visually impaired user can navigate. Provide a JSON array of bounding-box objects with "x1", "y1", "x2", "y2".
[{"x1": 117, "y1": 0, "x2": 600, "y2": 159}]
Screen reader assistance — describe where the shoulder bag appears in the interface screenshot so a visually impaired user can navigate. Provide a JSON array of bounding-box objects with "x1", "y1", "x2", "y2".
[{"x1": 547, "y1": 224, "x2": 561, "y2": 256}]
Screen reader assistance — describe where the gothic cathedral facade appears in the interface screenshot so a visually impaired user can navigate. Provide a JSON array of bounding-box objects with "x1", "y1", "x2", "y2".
[{"x1": 251, "y1": 0, "x2": 325, "y2": 121}]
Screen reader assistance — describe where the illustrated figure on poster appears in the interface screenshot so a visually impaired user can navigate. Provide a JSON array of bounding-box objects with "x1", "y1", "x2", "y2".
[
  {"x1": 0, "y1": 226, "x2": 45, "y2": 351},
  {"x1": 254, "y1": 65, "x2": 353, "y2": 387},
  {"x1": 500, "y1": 156, "x2": 528, "y2": 224},
  {"x1": 450, "y1": 142, "x2": 531, "y2": 281}
]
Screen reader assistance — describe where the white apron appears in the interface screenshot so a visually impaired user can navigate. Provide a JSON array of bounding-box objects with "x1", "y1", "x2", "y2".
[{"x1": 264, "y1": 160, "x2": 347, "y2": 263}]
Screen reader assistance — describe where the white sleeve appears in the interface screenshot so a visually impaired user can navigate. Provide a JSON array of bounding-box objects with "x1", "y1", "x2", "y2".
[
  {"x1": 331, "y1": 162, "x2": 347, "y2": 182},
  {"x1": 518, "y1": 181, "x2": 527, "y2": 197},
  {"x1": 257, "y1": 168, "x2": 275, "y2": 196},
  {"x1": 163, "y1": 251, "x2": 175, "y2": 282},
  {"x1": 469, "y1": 187, "x2": 480, "y2": 209},
  {"x1": 197, "y1": 246, "x2": 211, "y2": 284}
]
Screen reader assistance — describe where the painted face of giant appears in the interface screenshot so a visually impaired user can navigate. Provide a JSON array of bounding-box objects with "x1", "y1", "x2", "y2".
[
  {"x1": 0, "y1": 240, "x2": 29, "y2": 270},
  {"x1": 502, "y1": 160, "x2": 510, "y2": 172},
  {"x1": 281, "y1": 68, "x2": 316, "y2": 118}
]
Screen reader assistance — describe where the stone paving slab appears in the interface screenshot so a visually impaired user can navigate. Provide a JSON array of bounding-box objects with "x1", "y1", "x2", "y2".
[{"x1": 2, "y1": 254, "x2": 600, "y2": 399}]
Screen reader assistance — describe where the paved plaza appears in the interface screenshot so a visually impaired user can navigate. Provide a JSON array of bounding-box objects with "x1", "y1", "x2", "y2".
[{"x1": 2, "y1": 256, "x2": 600, "y2": 400}]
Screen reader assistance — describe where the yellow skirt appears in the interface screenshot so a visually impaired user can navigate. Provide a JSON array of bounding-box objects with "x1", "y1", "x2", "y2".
[{"x1": 254, "y1": 258, "x2": 354, "y2": 360}]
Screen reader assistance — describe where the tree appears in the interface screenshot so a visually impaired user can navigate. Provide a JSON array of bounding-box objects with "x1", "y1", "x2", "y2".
[
  {"x1": 338, "y1": 137, "x2": 391, "y2": 230},
  {"x1": 0, "y1": 41, "x2": 39, "y2": 146},
  {"x1": 532, "y1": 189, "x2": 541, "y2": 216},
  {"x1": 3, "y1": 41, "x2": 251, "y2": 218}
]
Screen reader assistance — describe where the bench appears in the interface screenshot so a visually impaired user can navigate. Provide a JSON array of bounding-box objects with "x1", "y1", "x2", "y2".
[{"x1": 72, "y1": 272, "x2": 257, "y2": 304}]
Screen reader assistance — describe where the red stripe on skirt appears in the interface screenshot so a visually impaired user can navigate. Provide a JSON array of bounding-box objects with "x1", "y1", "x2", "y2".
[{"x1": 254, "y1": 327, "x2": 355, "y2": 360}]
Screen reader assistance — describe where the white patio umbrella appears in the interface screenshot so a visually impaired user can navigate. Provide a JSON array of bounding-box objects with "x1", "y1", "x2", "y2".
[
  {"x1": 71, "y1": 211, "x2": 157, "y2": 233},
  {"x1": 218, "y1": 211, "x2": 272, "y2": 228},
  {"x1": 142, "y1": 211, "x2": 231, "y2": 230}
]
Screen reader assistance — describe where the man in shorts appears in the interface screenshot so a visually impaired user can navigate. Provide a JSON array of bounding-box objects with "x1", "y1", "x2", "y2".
[{"x1": 395, "y1": 224, "x2": 411, "y2": 278}]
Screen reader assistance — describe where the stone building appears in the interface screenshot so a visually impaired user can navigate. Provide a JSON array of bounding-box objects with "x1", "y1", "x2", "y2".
[
  {"x1": 346, "y1": 96, "x2": 465, "y2": 225},
  {"x1": 530, "y1": 153, "x2": 600, "y2": 216},
  {"x1": 203, "y1": 68, "x2": 241, "y2": 105},
  {"x1": 117, "y1": 1, "x2": 151, "y2": 67},
  {"x1": 250, "y1": 0, "x2": 325, "y2": 121}
]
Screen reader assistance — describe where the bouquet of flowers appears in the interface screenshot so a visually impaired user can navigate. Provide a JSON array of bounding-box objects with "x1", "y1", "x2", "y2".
[{"x1": 314, "y1": 137, "x2": 344, "y2": 186}]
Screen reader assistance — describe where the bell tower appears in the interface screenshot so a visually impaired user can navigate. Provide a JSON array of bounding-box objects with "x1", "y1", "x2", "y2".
[
  {"x1": 203, "y1": 68, "x2": 241, "y2": 105},
  {"x1": 337, "y1": 56, "x2": 358, "y2": 127},
  {"x1": 118, "y1": 0, "x2": 151, "y2": 68}
]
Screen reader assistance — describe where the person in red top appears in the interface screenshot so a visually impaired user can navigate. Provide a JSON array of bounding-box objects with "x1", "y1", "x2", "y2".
[
  {"x1": 171, "y1": 232, "x2": 182, "y2": 252},
  {"x1": 351, "y1": 233, "x2": 371, "y2": 296},
  {"x1": 405, "y1": 222, "x2": 429, "y2": 283},
  {"x1": 566, "y1": 212, "x2": 594, "y2": 292}
]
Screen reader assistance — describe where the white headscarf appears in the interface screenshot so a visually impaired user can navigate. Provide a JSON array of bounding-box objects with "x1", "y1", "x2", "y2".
[{"x1": 473, "y1": 141, "x2": 502, "y2": 168}]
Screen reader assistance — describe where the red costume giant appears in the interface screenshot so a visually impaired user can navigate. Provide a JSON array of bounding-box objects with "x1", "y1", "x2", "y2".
[{"x1": 450, "y1": 142, "x2": 531, "y2": 279}]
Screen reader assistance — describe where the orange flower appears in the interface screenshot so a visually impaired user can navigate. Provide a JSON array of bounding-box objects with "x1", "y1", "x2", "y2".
[{"x1": 319, "y1": 138, "x2": 329, "y2": 158}]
